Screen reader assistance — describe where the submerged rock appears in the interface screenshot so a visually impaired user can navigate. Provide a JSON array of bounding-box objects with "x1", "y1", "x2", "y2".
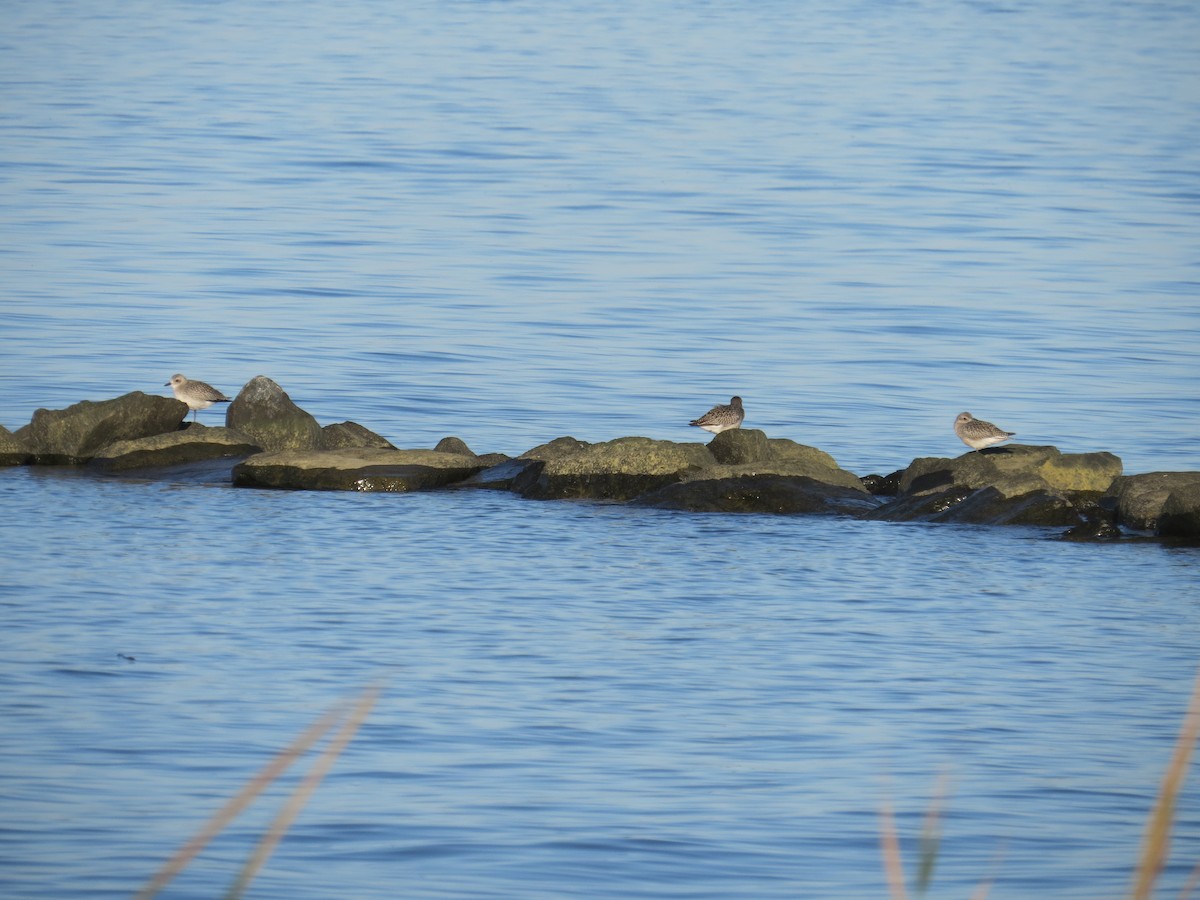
[
  {"x1": 1105, "y1": 472, "x2": 1200, "y2": 533},
  {"x1": 232, "y1": 447, "x2": 484, "y2": 492},
  {"x1": 226, "y1": 376, "x2": 323, "y2": 452},
  {"x1": 14, "y1": 392, "x2": 187, "y2": 465},
  {"x1": 872, "y1": 445, "x2": 1123, "y2": 527},
  {"x1": 0, "y1": 425, "x2": 32, "y2": 466},
  {"x1": 87, "y1": 425, "x2": 262, "y2": 472}
]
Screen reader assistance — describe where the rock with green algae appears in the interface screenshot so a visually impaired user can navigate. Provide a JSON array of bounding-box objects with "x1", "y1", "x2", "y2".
[
  {"x1": 232, "y1": 447, "x2": 484, "y2": 492},
  {"x1": 871, "y1": 445, "x2": 1123, "y2": 527},
  {"x1": 225, "y1": 376, "x2": 324, "y2": 452},
  {"x1": 14, "y1": 392, "x2": 187, "y2": 465},
  {"x1": 519, "y1": 436, "x2": 716, "y2": 501}
]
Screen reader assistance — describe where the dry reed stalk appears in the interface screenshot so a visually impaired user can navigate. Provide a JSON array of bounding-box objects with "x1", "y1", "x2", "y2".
[
  {"x1": 1179, "y1": 859, "x2": 1200, "y2": 900},
  {"x1": 1132, "y1": 666, "x2": 1200, "y2": 900},
  {"x1": 880, "y1": 796, "x2": 908, "y2": 900},
  {"x1": 134, "y1": 705, "x2": 345, "y2": 900},
  {"x1": 136, "y1": 683, "x2": 381, "y2": 900},
  {"x1": 223, "y1": 683, "x2": 381, "y2": 900}
]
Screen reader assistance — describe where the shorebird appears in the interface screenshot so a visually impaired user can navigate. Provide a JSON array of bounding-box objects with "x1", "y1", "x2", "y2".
[
  {"x1": 689, "y1": 396, "x2": 745, "y2": 434},
  {"x1": 166, "y1": 374, "x2": 231, "y2": 422},
  {"x1": 954, "y1": 411, "x2": 1015, "y2": 450}
]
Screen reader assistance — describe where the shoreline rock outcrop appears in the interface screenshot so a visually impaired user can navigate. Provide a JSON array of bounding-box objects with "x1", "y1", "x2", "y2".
[
  {"x1": 13, "y1": 392, "x2": 186, "y2": 465},
  {"x1": 2, "y1": 381, "x2": 1197, "y2": 541}
]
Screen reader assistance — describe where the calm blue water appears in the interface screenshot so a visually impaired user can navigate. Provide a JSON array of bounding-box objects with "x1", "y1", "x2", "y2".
[{"x1": 1, "y1": 1, "x2": 1199, "y2": 897}]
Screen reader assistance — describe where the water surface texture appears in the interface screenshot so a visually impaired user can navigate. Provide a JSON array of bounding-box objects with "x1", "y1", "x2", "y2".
[{"x1": 1, "y1": 1, "x2": 1199, "y2": 898}]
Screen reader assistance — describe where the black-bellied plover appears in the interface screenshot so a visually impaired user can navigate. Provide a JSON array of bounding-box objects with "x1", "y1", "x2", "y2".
[
  {"x1": 166, "y1": 374, "x2": 232, "y2": 422},
  {"x1": 689, "y1": 396, "x2": 745, "y2": 434},
  {"x1": 954, "y1": 411, "x2": 1015, "y2": 450}
]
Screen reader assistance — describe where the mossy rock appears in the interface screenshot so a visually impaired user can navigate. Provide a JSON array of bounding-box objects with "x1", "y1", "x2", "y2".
[
  {"x1": 226, "y1": 376, "x2": 323, "y2": 452},
  {"x1": 899, "y1": 445, "x2": 1121, "y2": 500},
  {"x1": 521, "y1": 436, "x2": 715, "y2": 501},
  {"x1": 14, "y1": 392, "x2": 186, "y2": 465},
  {"x1": 519, "y1": 436, "x2": 591, "y2": 461},
  {"x1": 233, "y1": 448, "x2": 484, "y2": 492}
]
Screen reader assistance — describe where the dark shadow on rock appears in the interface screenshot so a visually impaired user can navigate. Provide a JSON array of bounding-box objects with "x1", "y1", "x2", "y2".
[
  {"x1": 634, "y1": 475, "x2": 881, "y2": 516},
  {"x1": 232, "y1": 448, "x2": 484, "y2": 492}
]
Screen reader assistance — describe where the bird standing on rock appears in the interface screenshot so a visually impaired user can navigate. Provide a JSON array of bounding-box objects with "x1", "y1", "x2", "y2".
[
  {"x1": 690, "y1": 396, "x2": 745, "y2": 434},
  {"x1": 166, "y1": 374, "x2": 231, "y2": 422},
  {"x1": 954, "y1": 411, "x2": 1015, "y2": 450}
]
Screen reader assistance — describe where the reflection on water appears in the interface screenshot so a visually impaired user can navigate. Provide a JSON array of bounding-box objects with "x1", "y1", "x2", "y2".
[{"x1": 1, "y1": 0, "x2": 1199, "y2": 897}]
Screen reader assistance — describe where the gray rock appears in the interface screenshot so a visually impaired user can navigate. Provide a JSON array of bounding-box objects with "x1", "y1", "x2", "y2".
[
  {"x1": 519, "y1": 436, "x2": 591, "y2": 461},
  {"x1": 707, "y1": 428, "x2": 772, "y2": 465},
  {"x1": 1157, "y1": 482, "x2": 1200, "y2": 539},
  {"x1": 232, "y1": 447, "x2": 484, "y2": 492},
  {"x1": 14, "y1": 392, "x2": 186, "y2": 465},
  {"x1": 1106, "y1": 472, "x2": 1200, "y2": 532},
  {"x1": 87, "y1": 426, "x2": 262, "y2": 472},
  {"x1": 321, "y1": 421, "x2": 396, "y2": 450},
  {"x1": 0, "y1": 424, "x2": 32, "y2": 466},
  {"x1": 635, "y1": 475, "x2": 881, "y2": 516},
  {"x1": 225, "y1": 376, "x2": 323, "y2": 452},
  {"x1": 520, "y1": 436, "x2": 716, "y2": 501},
  {"x1": 434, "y1": 436, "x2": 475, "y2": 456}
]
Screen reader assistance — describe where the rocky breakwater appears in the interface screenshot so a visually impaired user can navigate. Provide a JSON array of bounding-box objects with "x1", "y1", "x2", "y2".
[
  {"x1": 866, "y1": 445, "x2": 1124, "y2": 536},
  {"x1": 0, "y1": 376, "x2": 396, "y2": 472},
  {"x1": 2, "y1": 379, "x2": 1198, "y2": 541}
]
